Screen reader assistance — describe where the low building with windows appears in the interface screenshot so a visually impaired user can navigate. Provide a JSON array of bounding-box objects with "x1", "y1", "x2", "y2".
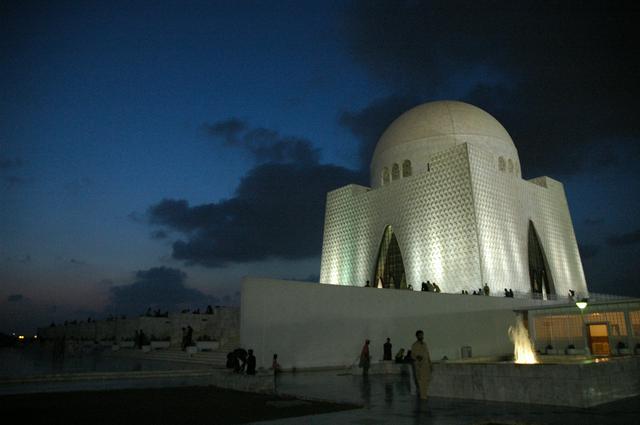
[
  {"x1": 524, "y1": 298, "x2": 640, "y2": 356},
  {"x1": 319, "y1": 100, "x2": 588, "y2": 298}
]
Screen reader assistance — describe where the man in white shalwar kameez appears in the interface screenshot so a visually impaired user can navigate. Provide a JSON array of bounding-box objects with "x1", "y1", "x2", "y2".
[{"x1": 411, "y1": 330, "x2": 432, "y2": 400}]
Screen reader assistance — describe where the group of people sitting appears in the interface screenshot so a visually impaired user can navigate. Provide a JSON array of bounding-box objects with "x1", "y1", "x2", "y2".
[
  {"x1": 144, "y1": 308, "x2": 169, "y2": 317},
  {"x1": 421, "y1": 281, "x2": 441, "y2": 292},
  {"x1": 225, "y1": 348, "x2": 257, "y2": 375},
  {"x1": 393, "y1": 348, "x2": 414, "y2": 364},
  {"x1": 466, "y1": 283, "x2": 491, "y2": 296},
  {"x1": 180, "y1": 305, "x2": 215, "y2": 315},
  {"x1": 503, "y1": 288, "x2": 515, "y2": 298}
]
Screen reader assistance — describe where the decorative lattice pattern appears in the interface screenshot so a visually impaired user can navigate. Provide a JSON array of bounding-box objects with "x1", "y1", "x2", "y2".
[{"x1": 320, "y1": 142, "x2": 587, "y2": 298}]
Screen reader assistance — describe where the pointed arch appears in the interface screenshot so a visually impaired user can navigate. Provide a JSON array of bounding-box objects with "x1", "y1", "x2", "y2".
[
  {"x1": 498, "y1": 156, "x2": 506, "y2": 171},
  {"x1": 402, "y1": 160, "x2": 412, "y2": 177},
  {"x1": 373, "y1": 226, "x2": 406, "y2": 289},
  {"x1": 382, "y1": 167, "x2": 390, "y2": 185},
  {"x1": 528, "y1": 221, "x2": 555, "y2": 297},
  {"x1": 391, "y1": 163, "x2": 400, "y2": 180}
]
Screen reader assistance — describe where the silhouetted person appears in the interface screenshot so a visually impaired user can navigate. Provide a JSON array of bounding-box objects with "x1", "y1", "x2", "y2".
[
  {"x1": 226, "y1": 351, "x2": 236, "y2": 369},
  {"x1": 404, "y1": 350, "x2": 414, "y2": 363},
  {"x1": 365, "y1": 280, "x2": 370, "y2": 287},
  {"x1": 421, "y1": 282, "x2": 428, "y2": 292},
  {"x1": 395, "y1": 348, "x2": 405, "y2": 363},
  {"x1": 206, "y1": 305, "x2": 213, "y2": 314},
  {"x1": 432, "y1": 282, "x2": 441, "y2": 293},
  {"x1": 359, "y1": 339, "x2": 371, "y2": 376},
  {"x1": 138, "y1": 330, "x2": 148, "y2": 347},
  {"x1": 272, "y1": 353, "x2": 281, "y2": 374},
  {"x1": 508, "y1": 289, "x2": 514, "y2": 298},
  {"x1": 383, "y1": 338, "x2": 392, "y2": 361},
  {"x1": 504, "y1": 288, "x2": 509, "y2": 297},
  {"x1": 181, "y1": 327, "x2": 187, "y2": 350},
  {"x1": 233, "y1": 348, "x2": 248, "y2": 372},
  {"x1": 246, "y1": 349, "x2": 256, "y2": 375},
  {"x1": 186, "y1": 325, "x2": 193, "y2": 347},
  {"x1": 483, "y1": 283, "x2": 490, "y2": 296},
  {"x1": 411, "y1": 330, "x2": 433, "y2": 400}
]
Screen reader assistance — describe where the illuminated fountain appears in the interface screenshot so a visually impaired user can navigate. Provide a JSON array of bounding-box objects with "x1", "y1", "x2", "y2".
[{"x1": 508, "y1": 315, "x2": 538, "y2": 364}]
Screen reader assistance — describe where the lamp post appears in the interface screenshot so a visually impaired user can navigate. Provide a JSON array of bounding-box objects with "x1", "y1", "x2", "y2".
[{"x1": 576, "y1": 298, "x2": 590, "y2": 356}]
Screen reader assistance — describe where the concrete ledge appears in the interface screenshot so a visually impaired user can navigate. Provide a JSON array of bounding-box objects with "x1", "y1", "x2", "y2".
[
  {"x1": 0, "y1": 369, "x2": 274, "y2": 396},
  {"x1": 429, "y1": 356, "x2": 640, "y2": 407}
]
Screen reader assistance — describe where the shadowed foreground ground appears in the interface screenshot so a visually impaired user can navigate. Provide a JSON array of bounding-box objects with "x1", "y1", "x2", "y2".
[{"x1": 0, "y1": 386, "x2": 360, "y2": 425}]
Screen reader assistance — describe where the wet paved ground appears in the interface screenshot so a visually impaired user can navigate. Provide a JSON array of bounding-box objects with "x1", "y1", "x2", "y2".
[{"x1": 253, "y1": 370, "x2": 640, "y2": 425}]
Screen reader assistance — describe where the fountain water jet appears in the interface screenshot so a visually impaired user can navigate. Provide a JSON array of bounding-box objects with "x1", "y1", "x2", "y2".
[{"x1": 508, "y1": 315, "x2": 538, "y2": 364}]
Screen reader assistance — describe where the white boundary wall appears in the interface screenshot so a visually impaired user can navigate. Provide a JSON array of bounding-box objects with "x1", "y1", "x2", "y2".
[{"x1": 241, "y1": 277, "x2": 546, "y2": 370}]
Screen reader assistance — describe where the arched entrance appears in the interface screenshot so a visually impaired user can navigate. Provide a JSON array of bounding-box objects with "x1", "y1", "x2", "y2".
[
  {"x1": 528, "y1": 221, "x2": 555, "y2": 297},
  {"x1": 373, "y1": 226, "x2": 406, "y2": 289}
]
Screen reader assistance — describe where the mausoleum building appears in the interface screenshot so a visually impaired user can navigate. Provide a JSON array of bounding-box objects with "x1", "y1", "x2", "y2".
[{"x1": 320, "y1": 101, "x2": 588, "y2": 298}]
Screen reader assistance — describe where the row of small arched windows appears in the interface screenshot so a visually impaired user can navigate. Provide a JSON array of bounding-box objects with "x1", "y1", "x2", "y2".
[
  {"x1": 498, "y1": 156, "x2": 518, "y2": 175},
  {"x1": 382, "y1": 160, "x2": 412, "y2": 185}
]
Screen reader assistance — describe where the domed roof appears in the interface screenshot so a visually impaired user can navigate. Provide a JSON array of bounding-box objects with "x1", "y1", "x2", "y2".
[
  {"x1": 373, "y1": 100, "x2": 515, "y2": 161},
  {"x1": 370, "y1": 100, "x2": 519, "y2": 188}
]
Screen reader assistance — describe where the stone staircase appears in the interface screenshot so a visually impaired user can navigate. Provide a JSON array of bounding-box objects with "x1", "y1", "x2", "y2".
[
  {"x1": 107, "y1": 326, "x2": 241, "y2": 368},
  {"x1": 108, "y1": 348, "x2": 227, "y2": 367}
]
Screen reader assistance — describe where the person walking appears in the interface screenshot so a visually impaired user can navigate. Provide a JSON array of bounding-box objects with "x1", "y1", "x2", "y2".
[
  {"x1": 246, "y1": 349, "x2": 257, "y2": 375},
  {"x1": 411, "y1": 330, "x2": 433, "y2": 400},
  {"x1": 383, "y1": 338, "x2": 393, "y2": 361},
  {"x1": 359, "y1": 339, "x2": 371, "y2": 376}
]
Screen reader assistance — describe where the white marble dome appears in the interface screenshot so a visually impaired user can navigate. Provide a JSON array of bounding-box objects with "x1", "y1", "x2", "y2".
[{"x1": 370, "y1": 100, "x2": 520, "y2": 188}]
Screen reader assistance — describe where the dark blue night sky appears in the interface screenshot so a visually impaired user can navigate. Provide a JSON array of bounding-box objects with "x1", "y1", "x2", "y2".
[{"x1": 2, "y1": 0, "x2": 639, "y2": 334}]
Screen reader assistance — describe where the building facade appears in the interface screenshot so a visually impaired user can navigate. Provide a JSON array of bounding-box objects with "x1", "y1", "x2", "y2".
[{"x1": 319, "y1": 101, "x2": 588, "y2": 297}]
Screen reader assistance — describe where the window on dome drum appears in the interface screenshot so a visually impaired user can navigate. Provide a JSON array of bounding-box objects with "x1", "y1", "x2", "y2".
[
  {"x1": 508, "y1": 159, "x2": 514, "y2": 173},
  {"x1": 402, "y1": 160, "x2": 412, "y2": 177},
  {"x1": 391, "y1": 163, "x2": 400, "y2": 180},
  {"x1": 498, "y1": 157, "x2": 506, "y2": 171},
  {"x1": 374, "y1": 225, "x2": 406, "y2": 289},
  {"x1": 382, "y1": 167, "x2": 390, "y2": 185}
]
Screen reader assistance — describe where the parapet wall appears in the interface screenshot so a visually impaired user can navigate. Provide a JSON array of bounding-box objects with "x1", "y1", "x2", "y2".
[
  {"x1": 37, "y1": 307, "x2": 239, "y2": 349},
  {"x1": 241, "y1": 277, "x2": 544, "y2": 370}
]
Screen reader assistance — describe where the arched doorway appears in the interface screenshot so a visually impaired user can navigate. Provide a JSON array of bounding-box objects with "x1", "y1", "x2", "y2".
[
  {"x1": 528, "y1": 221, "x2": 555, "y2": 297},
  {"x1": 374, "y1": 226, "x2": 406, "y2": 289}
]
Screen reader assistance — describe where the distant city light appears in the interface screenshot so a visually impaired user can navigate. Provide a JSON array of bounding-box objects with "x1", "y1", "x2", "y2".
[{"x1": 18, "y1": 335, "x2": 25, "y2": 340}]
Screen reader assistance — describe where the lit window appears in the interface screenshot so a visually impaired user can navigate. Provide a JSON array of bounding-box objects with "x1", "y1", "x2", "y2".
[
  {"x1": 391, "y1": 163, "x2": 400, "y2": 180},
  {"x1": 402, "y1": 160, "x2": 412, "y2": 177}
]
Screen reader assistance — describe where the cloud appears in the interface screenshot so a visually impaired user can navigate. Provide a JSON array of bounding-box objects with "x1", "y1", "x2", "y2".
[
  {"x1": 150, "y1": 230, "x2": 168, "y2": 240},
  {"x1": 205, "y1": 118, "x2": 320, "y2": 164},
  {"x1": 149, "y1": 161, "x2": 363, "y2": 267},
  {"x1": 7, "y1": 294, "x2": 24, "y2": 302},
  {"x1": 607, "y1": 229, "x2": 640, "y2": 247},
  {"x1": 107, "y1": 267, "x2": 217, "y2": 315},
  {"x1": 343, "y1": 1, "x2": 640, "y2": 177},
  {"x1": 578, "y1": 244, "x2": 599, "y2": 260}
]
